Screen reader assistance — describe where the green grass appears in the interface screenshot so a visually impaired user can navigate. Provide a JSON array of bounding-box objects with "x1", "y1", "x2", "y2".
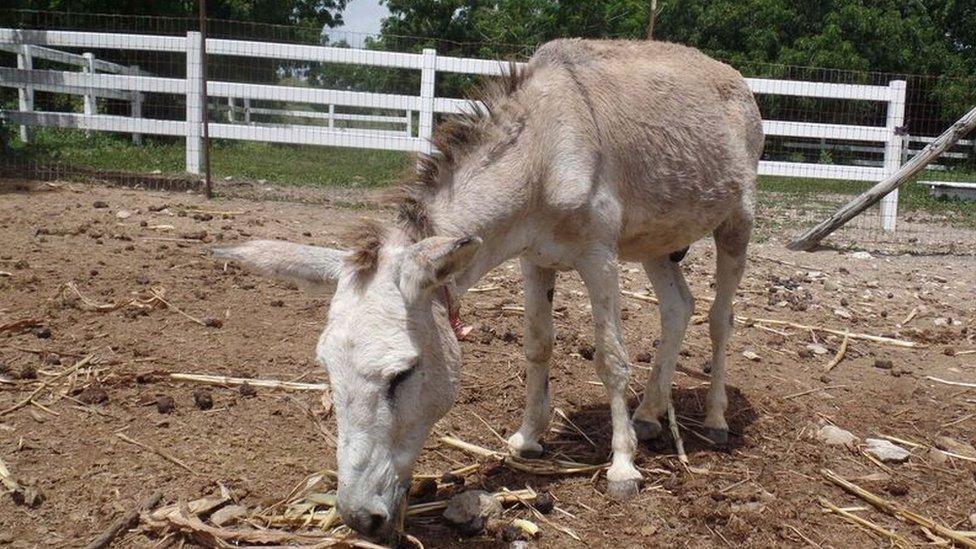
[
  {"x1": 5, "y1": 128, "x2": 410, "y2": 188},
  {"x1": 5, "y1": 128, "x2": 976, "y2": 228}
]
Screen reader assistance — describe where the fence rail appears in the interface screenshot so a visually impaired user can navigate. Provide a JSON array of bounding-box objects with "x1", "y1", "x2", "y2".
[{"x1": 1, "y1": 27, "x2": 915, "y2": 230}]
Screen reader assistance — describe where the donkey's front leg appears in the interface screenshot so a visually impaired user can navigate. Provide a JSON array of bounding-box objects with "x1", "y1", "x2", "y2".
[
  {"x1": 507, "y1": 260, "x2": 556, "y2": 459},
  {"x1": 577, "y1": 252, "x2": 642, "y2": 499}
]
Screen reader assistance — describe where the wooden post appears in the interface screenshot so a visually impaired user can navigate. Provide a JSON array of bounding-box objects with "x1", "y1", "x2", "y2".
[
  {"x1": 787, "y1": 104, "x2": 976, "y2": 251},
  {"x1": 16, "y1": 45, "x2": 33, "y2": 144},
  {"x1": 879, "y1": 80, "x2": 907, "y2": 231},
  {"x1": 646, "y1": 0, "x2": 659, "y2": 40},
  {"x1": 185, "y1": 31, "x2": 203, "y2": 175},
  {"x1": 199, "y1": 0, "x2": 212, "y2": 199},
  {"x1": 227, "y1": 97, "x2": 235, "y2": 122},
  {"x1": 418, "y1": 48, "x2": 436, "y2": 155},
  {"x1": 130, "y1": 65, "x2": 143, "y2": 145},
  {"x1": 82, "y1": 52, "x2": 96, "y2": 138}
]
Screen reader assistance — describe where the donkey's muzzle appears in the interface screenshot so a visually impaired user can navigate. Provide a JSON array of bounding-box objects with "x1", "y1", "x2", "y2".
[{"x1": 340, "y1": 504, "x2": 393, "y2": 541}]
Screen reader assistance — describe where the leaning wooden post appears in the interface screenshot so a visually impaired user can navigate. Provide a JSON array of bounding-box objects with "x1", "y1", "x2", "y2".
[
  {"x1": 788, "y1": 104, "x2": 976, "y2": 251},
  {"x1": 82, "y1": 52, "x2": 96, "y2": 138}
]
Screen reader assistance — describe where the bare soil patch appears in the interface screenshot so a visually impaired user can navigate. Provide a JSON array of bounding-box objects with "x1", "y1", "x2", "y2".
[{"x1": 1, "y1": 180, "x2": 975, "y2": 548}]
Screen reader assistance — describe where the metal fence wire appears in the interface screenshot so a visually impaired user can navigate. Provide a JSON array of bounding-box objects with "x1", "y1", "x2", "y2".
[{"x1": 1, "y1": 10, "x2": 975, "y2": 254}]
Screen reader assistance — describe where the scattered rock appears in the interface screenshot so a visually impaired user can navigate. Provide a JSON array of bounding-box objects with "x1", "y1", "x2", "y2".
[
  {"x1": 116, "y1": 210, "x2": 133, "y2": 219},
  {"x1": 864, "y1": 438, "x2": 911, "y2": 463},
  {"x1": 77, "y1": 385, "x2": 108, "y2": 405},
  {"x1": 578, "y1": 345, "x2": 595, "y2": 361},
  {"x1": 806, "y1": 343, "x2": 829, "y2": 355},
  {"x1": 884, "y1": 481, "x2": 909, "y2": 496},
  {"x1": 409, "y1": 478, "x2": 438, "y2": 502},
  {"x1": 238, "y1": 382, "x2": 257, "y2": 398},
  {"x1": 970, "y1": 513, "x2": 976, "y2": 529},
  {"x1": 11, "y1": 486, "x2": 44, "y2": 508},
  {"x1": 181, "y1": 230, "x2": 208, "y2": 240},
  {"x1": 204, "y1": 317, "x2": 223, "y2": 329},
  {"x1": 33, "y1": 327, "x2": 52, "y2": 339},
  {"x1": 635, "y1": 352, "x2": 652, "y2": 363},
  {"x1": 269, "y1": 299, "x2": 284, "y2": 307},
  {"x1": 925, "y1": 447, "x2": 948, "y2": 465},
  {"x1": 850, "y1": 251, "x2": 873, "y2": 260},
  {"x1": 92, "y1": 201, "x2": 109, "y2": 209},
  {"x1": 18, "y1": 364, "x2": 37, "y2": 380},
  {"x1": 873, "y1": 359, "x2": 894, "y2": 370},
  {"x1": 742, "y1": 350, "x2": 761, "y2": 362},
  {"x1": 156, "y1": 395, "x2": 175, "y2": 414},
  {"x1": 210, "y1": 504, "x2": 248, "y2": 527},
  {"x1": 817, "y1": 425, "x2": 858, "y2": 446},
  {"x1": 533, "y1": 492, "x2": 555, "y2": 514},
  {"x1": 934, "y1": 436, "x2": 976, "y2": 459},
  {"x1": 42, "y1": 354, "x2": 60, "y2": 366},
  {"x1": 443, "y1": 490, "x2": 502, "y2": 535},
  {"x1": 193, "y1": 389, "x2": 214, "y2": 410},
  {"x1": 148, "y1": 203, "x2": 169, "y2": 212}
]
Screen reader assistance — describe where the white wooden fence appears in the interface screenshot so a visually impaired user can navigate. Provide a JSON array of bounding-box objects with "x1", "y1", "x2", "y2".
[{"x1": 1, "y1": 28, "x2": 911, "y2": 230}]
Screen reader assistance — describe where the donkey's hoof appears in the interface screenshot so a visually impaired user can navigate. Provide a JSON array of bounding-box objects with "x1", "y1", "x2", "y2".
[
  {"x1": 633, "y1": 418, "x2": 663, "y2": 441},
  {"x1": 606, "y1": 479, "x2": 641, "y2": 500},
  {"x1": 702, "y1": 427, "x2": 729, "y2": 446},
  {"x1": 514, "y1": 446, "x2": 544, "y2": 459}
]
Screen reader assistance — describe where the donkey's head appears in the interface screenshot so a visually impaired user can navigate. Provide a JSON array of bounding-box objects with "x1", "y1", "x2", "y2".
[{"x1": 212, "y1": 231, "x2": 480, "y2": 541}]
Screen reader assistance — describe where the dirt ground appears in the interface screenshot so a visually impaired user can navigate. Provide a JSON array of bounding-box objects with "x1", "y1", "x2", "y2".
[{"x1": 1, "y1": 179, "x2": 975, "y2": 548}]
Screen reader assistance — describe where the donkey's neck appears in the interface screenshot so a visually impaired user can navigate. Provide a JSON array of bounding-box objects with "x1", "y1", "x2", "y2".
[{"x1": 424, "y1": 172, "x2": 534, "y2": 296}]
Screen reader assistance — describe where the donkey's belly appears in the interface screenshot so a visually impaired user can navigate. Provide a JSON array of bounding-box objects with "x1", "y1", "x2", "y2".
[{"x1": 617, "y1": 215, "x2": 722, "y2": 262}]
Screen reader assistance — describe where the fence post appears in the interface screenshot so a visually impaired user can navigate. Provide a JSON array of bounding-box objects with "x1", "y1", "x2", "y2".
[
  {"x1": 328, "y1": 104, "x2": 335, "y2": 129},
  {"x1": 82, "y1": 53, "x2": 96, "y2": 138},
  {"x1": 418, "y1": 48, "x2": 436, "y2": 154},
  {"x1": 185, "y1": 31, "x2": 203, "y2": 175},
  {"x1": 16, "y1": 45, "x2": 33, "y2": 144},
  {"x1": 130, "y1": 65, "x2": 143, "y2": 145},
  {"x1": 227, "y1": 97, "x2": 235, "y2": 122},
  {"x1": 880, "y1": 79, "x2": 907, "y2": 232},
  {"x1": 243, "y1": 98, "x2": 251, "y2": 125},
  {"x1": 405, "y1": 110, "x2": 413, "y2": 137}
]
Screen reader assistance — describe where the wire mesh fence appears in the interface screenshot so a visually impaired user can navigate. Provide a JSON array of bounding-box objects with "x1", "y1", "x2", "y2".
[{"x1": 1, "y1": 9, "x2": 974, "y2": 253}]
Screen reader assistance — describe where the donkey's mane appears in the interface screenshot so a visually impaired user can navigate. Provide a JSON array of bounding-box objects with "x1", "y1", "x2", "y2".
[{"x1": 344, "y1": 63, "x2": 533, "y2": 277}]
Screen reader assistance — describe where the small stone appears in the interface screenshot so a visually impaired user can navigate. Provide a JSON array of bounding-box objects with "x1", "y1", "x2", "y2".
[
  {"x1": 884, "y1": 481, "x2": 909, "y2": 496},
  {"x1": 806, "y1": 343, "x2": 829, "y2": 355},
  {"x1": 864, "y1": 438, "x2": 911, "y2": 463},
  {"x1": 43, "y1": 354, "x2": 60, "y2": 366},
  {"x1": 156, "y1": 395, "x2": 175, "y2": 414},
  {"x1": 18, "y1": 364, "x2": 37, "y2": 380},
  {"x1": 833, "y1": 308, "x2": 853, "y2": 319},
  {"x1": 443, "y1": 490, "x2": 502, "y2": 535},
  {"x1": 441, "y1": 472, "x2": 464, "y2": 487},
  {"x1": 210, "y1": 504, "x2": 248, "y2": 526},
  {"x1": 742, "y1": 350, "x2": 761, "y2": 362},
  {"x1": 181, "y1": 230, "x2": 208, "y2": 240},
  {"x1": 33, "y1": 327, "x2": 52, "y2": 339},
  {"x1": 934, "y1": 436, "x2": 976, "y2": 459},
  {"x1": 204, "y1": 317, "x2": 223, "y2": 329},
  {"x1": 533, "y1": 492, "x2": 555, "y2": 514},
  {"x1": 11, "y1": 486, "x2": 44, "y2": 508},
  {"x1": 136, "y1": 274, "x2": 150, "y2": 285},
  {"x1": 926, "y1": 447, "x2": 949, "y2": 465},
  {"x1": 636, "y1": 352, "x2": 652, "y2": 363},
  {"x1": 409, "y1": 478, "x2": 438, "y2": 502},
  {"x1": 873, "y1": 359, "x2": 894, "y2": 370},
  {"x1": 238, "y1": 382, "x2": 257, "y2": 398},
  {"x1": 817, "y1": 425, "x2": 858, "y2": 446},
  {"x1": 116, "y1": 210, "x2": 133, "y2": 219},
  {"x1": 969, "y1": 513, "x2": 976, "y2": 529},
  {"x1": 509, "y1": 542, "x2": 530, "y2": 549},
  {"x1": 193, "y1": 389, "x2": 214, "y2": 410},
  {"x1": 269, "y1": 299, "x2": 284, "y2": 307},
  {"x1": 850, "y1": 251, "x2": 873, "y2": 260},
  {"x1": 578, "y1": 345, "x2": 595, "y2": 361},
  {"x1": 92, "y1": 201, "x2": 109, "y2": 209},
  {"x1": 77, "y1": 385, "x2": 108, "y2": 405}
]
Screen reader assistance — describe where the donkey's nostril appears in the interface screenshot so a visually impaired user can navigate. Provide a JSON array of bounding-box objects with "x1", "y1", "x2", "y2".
[
  {"x1": 366, "y1": 512, "x2": 385, "y2": 534},
  {"x1": 343, "y1": 507, "x2": 389, "y2": 538}
]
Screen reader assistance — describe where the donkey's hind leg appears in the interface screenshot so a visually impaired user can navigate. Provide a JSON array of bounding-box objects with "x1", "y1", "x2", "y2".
[
  {"x1": 632, "y1": 256, "x2": 694, "y2": 441},
  {"x1": 507, "y1": 259, "x2": 556, "y2": 459},
  {"x1": 704, "y1": 212, "x2": 752, "y2": 444}
]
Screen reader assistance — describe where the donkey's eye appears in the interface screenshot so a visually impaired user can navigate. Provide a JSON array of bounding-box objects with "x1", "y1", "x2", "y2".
[{"x1": 386, "y1": 363, "x2": 417, "y2": 402}]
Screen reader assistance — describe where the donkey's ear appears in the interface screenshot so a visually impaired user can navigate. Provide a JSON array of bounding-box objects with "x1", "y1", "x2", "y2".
[
  {"x1": 211, "y1": 240, "x2": 349, "y2": 286},
  {"x1": 400, "y1": 236, "x2": 481, "y2": 299}
]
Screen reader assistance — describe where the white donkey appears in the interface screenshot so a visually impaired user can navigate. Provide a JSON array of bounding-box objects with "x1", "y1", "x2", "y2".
[{"x1": 214, "y1": 39, "x2": 763, "y2": 541}]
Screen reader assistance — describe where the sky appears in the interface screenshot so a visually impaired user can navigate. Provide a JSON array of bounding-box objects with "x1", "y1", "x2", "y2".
[{"x1": 326, "y1": 0, "x2": 390, "y2": 47}]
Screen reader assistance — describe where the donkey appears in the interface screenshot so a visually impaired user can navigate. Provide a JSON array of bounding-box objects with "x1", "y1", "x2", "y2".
[{"x1": 213, "y1": 38, "x2": 763, "y2": 541}]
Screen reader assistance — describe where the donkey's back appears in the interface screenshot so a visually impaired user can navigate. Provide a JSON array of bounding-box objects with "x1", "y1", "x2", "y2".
[{"x1": 526, "y1": 39, "x2": 763, "y2": 260}]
